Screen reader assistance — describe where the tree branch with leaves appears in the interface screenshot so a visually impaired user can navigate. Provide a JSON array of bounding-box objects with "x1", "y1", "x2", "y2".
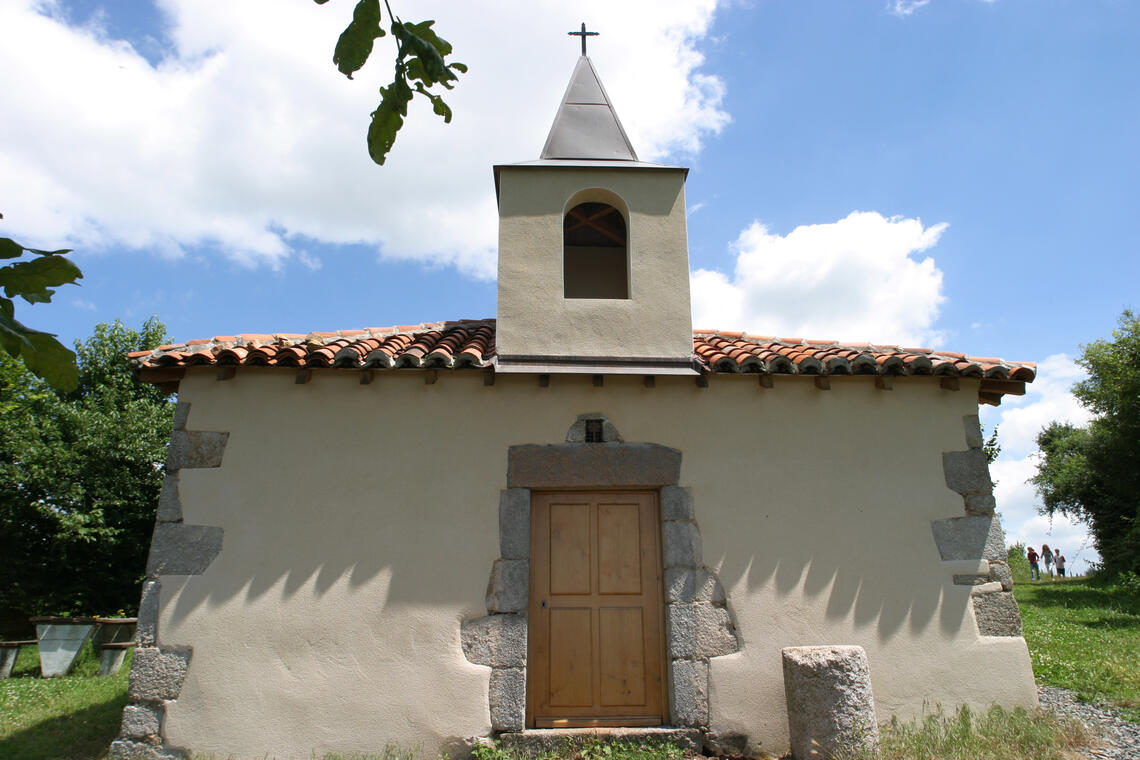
[
  {"x1": 0, "y1": 214, "x2": 83, "y2": 391},
  {"x1": 317, "y1": 0, "x2": 467, "y2": 165}
]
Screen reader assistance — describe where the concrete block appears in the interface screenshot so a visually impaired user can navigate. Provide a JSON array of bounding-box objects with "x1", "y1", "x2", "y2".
[
  {"x1": 99, "y1": 647, "x2": 130, "y2": 676},
  {"x1": 782, "y1": 645, "x2": 879, "y2": 760},
  {"x1": 166, "y1": 430, "x2": 228, "y2": 470},
  {"x1": 662, "y1": 521, "x2": 702, "y2": 569},
  {"x1": 137, "y1": 580, "x2": 160, "y2": 645},
  {"x1": 489, "y1": 667, "x2": 525, "y2": 732},
  {"x1": 461, "y1": 614, "x2": 527, "y2": 668},
  {"x1": 667, "y1": 603, "x2": 738, "y2": 659},
  {"x1": 486, "y1": 559, "x2": 529, "y2": 614},
  {"x1": 664, "y1": 567, "x2": 725, "y2": 603},
  {"x1": 119, "y1": 703, "x2": 161, "y2": 739},
  {"x1": 147, "y1": 523, "x2": 223, "y2": 577},
  {"x1": 35, "y1": 621, "x2": 95, "y2": 677},
  {"x1": 930, "y1": 515, "x2": 1005, "y2": 562},
  {"x1": 660, "y1": 486, "x2": 693, "y2": 521},
  {"x1": 155, "y1": 473, "x2": 181, "y2": 523},
  {"x1": 128, "y1": 647, "x2": 190, "y2": 702},
  {"x1": 973, "y1": 591, "x2": 1023, "y2": 637},
  {"x1": 0, "y1": 646, "x2": 20, "y2": 678},
  {"x1": 669, "y1": 658, "x2": 708, "y2": 728},
  {"x1": 498, "y1": 489, "x2": 531, "y2": 560}
]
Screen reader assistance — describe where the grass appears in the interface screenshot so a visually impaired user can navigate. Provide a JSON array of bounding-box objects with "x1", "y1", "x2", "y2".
[
  {"x1": 836, "y1": 704, "x2": 1090, "y2": 760},
  {"x1": 473, "y1": 738, "x2": 682, "y2": 760},
  {"x1": 0, "y1": 641, "x2": 131, "y2": 760},
  {"x1": 1014, "y1": 575, "x2": 1140, "y2": 723}
]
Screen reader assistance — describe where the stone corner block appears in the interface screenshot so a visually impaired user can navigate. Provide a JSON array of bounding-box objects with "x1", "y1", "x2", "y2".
[
  {"x1": 973, "y1": 590, "x2": 1023, "y2": 637},
  {"x1": 931, "y1": 515, "x2": 1005, "y2": 562},
  {"x1": 109, "y1": 740, "x2": 186, "y2": 760},
  {"x1": 667, "y1": 603, "x2": 738, "y2": 659},
  {"x1": 147, "y1": 523, "x2": 223, "y2": 577},
  {"x1": 669, "y1": 658, "x2": 709, "y2": 728},
  {"x1": 155, "y1": 473, "x2": 181, "y2": 523},
  {"x1": 943, "y1": 448, "x2": 994, "y2": 497},
  {"x1": 489, "y1": 667, "x2": 526, "y2": 732},
  {"x1": 963, "y1": 414, "x2": 983, "y2": 450},
  {"x1": 136, "y1": 580, "x2": 160, "y2": 645},
  {"x1": 486, "y1": 559, "x2": 529, "y2": 614},
  {"x1": 172, "y1": 401, "x2": 191, "y2": 432},
  {"x1": 964, "y1": 492, "x2": 997, "y2": 516},
  {"x1": 664, "y1": 567, "x2": 725, "y2": 604},
  {"x1": 460, "y1": 614, "x2": 526, "y2": 668},
  {"x1": 128, "y1": 647, "x2": 191, "y2": 702},
  {"x1": 661, "y1": 486, "x2": 694, "y2": 521},
  {"x1": 119, "y1": 703, "x2": 162, "y2": 739},
  {"x1": 988, "y1": 560, "x2": 1014, "y2": 591},
  {"x1": 662, "y1": 521, "x2": 702, "y2": 569},
  {"x1": 498, "y1": 489, "x2": 531, "y2": 560},
  {"x1": 782, "y1": 645, "x2": 879, "y2": 760},
  {"x1": 166, "y1": 430, "x2": 229, "y2": 470}
]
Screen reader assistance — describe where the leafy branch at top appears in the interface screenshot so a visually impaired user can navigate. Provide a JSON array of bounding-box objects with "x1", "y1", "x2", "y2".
[
  {"x1": 0, "y1": 214, "x2": 82, "y2": 391},
  {"x1": 317, "y1": 0, "x2": 467, "y2": 165}
]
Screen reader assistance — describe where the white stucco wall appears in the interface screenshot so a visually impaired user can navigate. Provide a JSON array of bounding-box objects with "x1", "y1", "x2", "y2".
[
  {"x1": 496, "y1": 167, "x2": 693, "y2": 363},
  {"x1": 158, "y1": 369, "x2": 1034, "y2": 759}
]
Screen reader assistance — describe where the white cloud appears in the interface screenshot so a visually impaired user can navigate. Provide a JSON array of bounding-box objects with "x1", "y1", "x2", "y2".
[
  {"x1": 691, "y1": 211, "x2": 947, "y2": 345},
  {"x1": 0, "y1": 0, "x2": 728, "y2": 278},
  {"x1": 887, "y1": 0, "x2": 932, "y2": 17},
  {"x1": 982, "y1": 354, "x2": 1098, "y2": 574}
]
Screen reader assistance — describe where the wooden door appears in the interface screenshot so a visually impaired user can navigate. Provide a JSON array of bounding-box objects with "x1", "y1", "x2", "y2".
[{"x1": 528, "y1": 491, "x2": 665, "y2": 727}]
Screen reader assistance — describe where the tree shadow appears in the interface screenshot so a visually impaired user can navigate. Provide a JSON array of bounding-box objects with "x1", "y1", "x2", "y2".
[{"x1": 0, "y1": 689, "x2": 126, "y2": 760}]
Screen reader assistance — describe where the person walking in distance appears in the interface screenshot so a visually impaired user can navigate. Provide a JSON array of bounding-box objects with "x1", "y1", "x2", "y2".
[
  {"x1": 1055, "y1": 549, "x2": 1066, "y2": 578},
  {"x1": 1027, "y1": 546, "x2": 1040, "y2": 581},
  {"x1": 1042, "y1": 544, "x2": 1055, "y2": 579}
]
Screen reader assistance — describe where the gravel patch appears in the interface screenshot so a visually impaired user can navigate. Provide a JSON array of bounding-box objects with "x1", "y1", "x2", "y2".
[{"x1": 1037, "y1": 684, "x2": 1140, "y2": 760}]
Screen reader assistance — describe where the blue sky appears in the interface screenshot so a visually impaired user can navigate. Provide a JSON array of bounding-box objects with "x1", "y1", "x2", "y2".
[{"x1": 3, "y1": 0, "x2": 1136, "y2": 573}]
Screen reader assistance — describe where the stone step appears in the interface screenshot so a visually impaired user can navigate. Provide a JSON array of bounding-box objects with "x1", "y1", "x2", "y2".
[{"x1": 497, "y1": 727, "x2": 702, "y2": 757}]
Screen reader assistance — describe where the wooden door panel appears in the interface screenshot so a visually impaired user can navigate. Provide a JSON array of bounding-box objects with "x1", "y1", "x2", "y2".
[
  {"x1": 599, "y1": 607, "x2": 646, "y2": 707},
  {"x1": 598, "y1": 502, "x2": 641, "y2": 595},
  {"x1": 549, "y1": 608, "x2": 593, "y2": 707},
  {"x1": 529, "y1": 491, "x2": 664, "y2": 727}
]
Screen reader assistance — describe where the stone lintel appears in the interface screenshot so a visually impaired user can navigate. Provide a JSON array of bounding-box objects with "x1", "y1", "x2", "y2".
[
  {"x1": 147, "y1": 524, "x2": 223, "y2": 577},
  {"x1": 507, "y1": 443, "x2": 681, "y2": 488}
]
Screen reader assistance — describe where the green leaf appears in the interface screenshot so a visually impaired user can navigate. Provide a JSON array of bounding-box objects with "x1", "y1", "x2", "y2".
[
  {"x1": 333, "y1": 0, "x2": 385, "y2": 79},
  {"x1": 367, "y1": 77, "x2": 413, "y2": 165},
  {"x1": 451, "y1": 62, "x2": 468, "y2": 74},
  {"x1": 313, "y1": 0, "x2": 331, "y2": 4},
  {"x1": 414, "y1": 82, "x2": 453, "y2": 123},
  {"x1": 0, "y1": 311, "x2": 78, "y2": 390},
  {"x1": 393, "y1": 20, "x2": 454, "y2": 86},
  {"x1": 0, "y1": 238, "x2": 24, "y2": 260},
  {"x1": 0, "y1": 254, "x2": 83, "y2": 303}
]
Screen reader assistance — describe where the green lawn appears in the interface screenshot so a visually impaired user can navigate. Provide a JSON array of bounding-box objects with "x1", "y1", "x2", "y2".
[
  {"x1": 1015, "y1": 576, "x2": 1140, "y2": 722},
  {"x1": 0, "y1": 642, "x2": 130, "y2": 760}
]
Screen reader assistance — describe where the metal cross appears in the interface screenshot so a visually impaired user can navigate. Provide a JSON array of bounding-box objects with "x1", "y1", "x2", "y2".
[{"x1": 568, "y1": 22, "x2": 599, "y2": 56}]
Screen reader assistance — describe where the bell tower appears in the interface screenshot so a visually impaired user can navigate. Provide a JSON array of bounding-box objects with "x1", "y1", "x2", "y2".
[{"x1": 494, "y1": 33, "x2": 695, "y2": 375}]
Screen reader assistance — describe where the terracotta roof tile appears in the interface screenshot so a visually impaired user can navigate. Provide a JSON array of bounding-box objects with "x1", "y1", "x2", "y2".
[{"x1": 131, "y1": 320, "x2": 1036, "y2": 400}]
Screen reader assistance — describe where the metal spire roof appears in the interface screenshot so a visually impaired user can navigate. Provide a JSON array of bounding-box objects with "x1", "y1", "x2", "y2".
[{"x1": 540, "y1": 56, "x2": 639, "y2": 161}]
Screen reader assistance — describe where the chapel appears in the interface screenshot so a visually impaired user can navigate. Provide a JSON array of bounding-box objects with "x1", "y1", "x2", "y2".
[{"x1": 113, "y1": 41, "x2": 1038, "y2": 760}]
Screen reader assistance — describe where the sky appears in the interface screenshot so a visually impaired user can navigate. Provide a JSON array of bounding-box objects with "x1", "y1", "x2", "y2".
[{"x1": 3, "y1": 0, "x2": 1137, "y2": 574}]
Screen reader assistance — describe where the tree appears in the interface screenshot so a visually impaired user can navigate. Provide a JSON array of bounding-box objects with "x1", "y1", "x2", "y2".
[
  {"x1": 0, "y1": 214, "x2": 84, "y2": 391},
  {"x1": 1032, "y1": 310, "x2": 1140, "y2": 576},
  {"x1": 0, "y1": 318, "x2": 173, "y2": 618},
  {"x1": 315, "y1": 0, "x2": 467, "y2": 165}
]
